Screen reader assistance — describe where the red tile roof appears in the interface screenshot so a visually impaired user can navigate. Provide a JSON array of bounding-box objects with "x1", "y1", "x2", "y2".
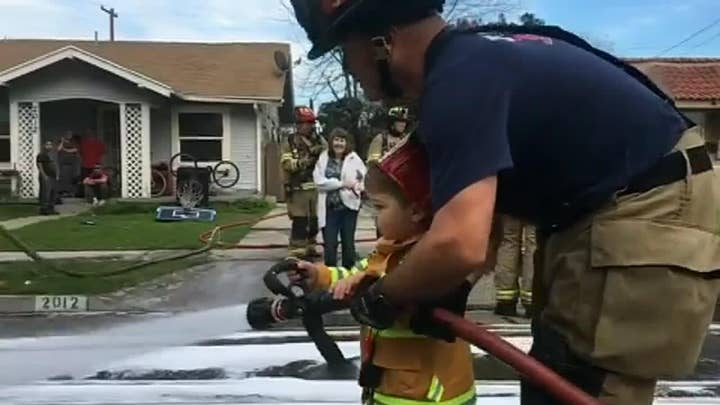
[{"x1": 626, "y1": 58, "x2": 720, "y2": 102}]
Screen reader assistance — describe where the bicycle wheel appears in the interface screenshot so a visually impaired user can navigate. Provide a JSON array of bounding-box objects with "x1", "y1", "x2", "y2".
[
  {"x1": 169, "y1": 153, "x2": 198, "y2": 177},
  {"x1": 151, "y1": 168, "x2": 167, "y2": 197},
  {"x1": 212, "y1": 160, "x2": 240, "y2": 188}
]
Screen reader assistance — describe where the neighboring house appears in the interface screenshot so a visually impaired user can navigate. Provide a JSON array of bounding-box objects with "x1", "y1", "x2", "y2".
[
  {"x1": 0, "y1": 39, "x2": 293, "y2": 199},
  {"x1": 628, "y1": 58, "x2": 720, "y2": 165}
]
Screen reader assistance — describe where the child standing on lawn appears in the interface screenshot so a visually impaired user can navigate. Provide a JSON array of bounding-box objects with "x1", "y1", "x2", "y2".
[{"x1": 294, "y1": 137, "x2": 477, "y2": 405}]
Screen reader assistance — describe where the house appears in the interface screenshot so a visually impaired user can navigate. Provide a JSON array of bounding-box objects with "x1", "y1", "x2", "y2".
[
  {"x1": 0, "y1": 39, "x2": 293, "y2": 199},
  {"x1": 628, "y1": 58, "x2": 720, "y2": 164}
]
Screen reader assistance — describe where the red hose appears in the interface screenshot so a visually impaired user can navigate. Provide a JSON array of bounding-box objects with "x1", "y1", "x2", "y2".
[{"x1": 432, "y1": 309, "x2": 603, "y2": 405}]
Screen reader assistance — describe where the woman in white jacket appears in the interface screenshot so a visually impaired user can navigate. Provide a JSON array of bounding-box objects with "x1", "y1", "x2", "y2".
[{"x1": 313, "y1": 128, "x2": 367, "y2": 268}]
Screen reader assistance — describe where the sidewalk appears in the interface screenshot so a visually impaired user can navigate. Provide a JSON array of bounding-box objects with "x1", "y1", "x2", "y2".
[{"x1": 1, "y1": 200, "x2": 90, "y2": 231}]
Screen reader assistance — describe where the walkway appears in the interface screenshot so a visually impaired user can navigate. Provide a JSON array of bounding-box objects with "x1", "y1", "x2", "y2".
[{"x1": 1, "y1": 199, "x2": 91, "y2": 231}]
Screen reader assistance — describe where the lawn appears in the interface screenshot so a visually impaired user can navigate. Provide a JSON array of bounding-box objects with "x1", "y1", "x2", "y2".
[
  {"x1": 0, "y1": 204, "x2": 40, "y2": 221},
  {"x1": 0, "y1": 198, "x2": 273, "y2": 252},
  {"x1": 0, "y1": 257, "x2": 208, "y2": 295}
]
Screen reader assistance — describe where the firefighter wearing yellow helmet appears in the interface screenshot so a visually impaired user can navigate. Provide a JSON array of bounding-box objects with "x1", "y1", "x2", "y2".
[
  {"x1": 367, "y1": 106, "x2": 410, "y2": 163},
  {"x1": 281, "y1": 106, "x2": 326, "y2": 258}
]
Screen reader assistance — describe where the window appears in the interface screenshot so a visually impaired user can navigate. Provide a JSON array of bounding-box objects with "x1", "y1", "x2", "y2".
[
  {"x1": 0, "y1": 101, "x2": 9, "y2": 163},
  {"x1": 178, "y1": 113, "x2": 224, "y2": 162}
]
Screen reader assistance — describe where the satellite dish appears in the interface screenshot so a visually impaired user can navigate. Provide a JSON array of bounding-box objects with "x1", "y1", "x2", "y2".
[{"x1": 274, "y1": 51, "x2": 290, "y2": 72}]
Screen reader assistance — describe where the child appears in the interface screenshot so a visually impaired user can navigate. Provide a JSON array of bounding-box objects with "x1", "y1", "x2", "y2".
[{"x1": 295, "y1": 137, "x2": 477, "y2": 405}]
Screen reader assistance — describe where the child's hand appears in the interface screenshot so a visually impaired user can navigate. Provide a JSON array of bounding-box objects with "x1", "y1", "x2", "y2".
[
  {"x1": 289, "y1": 260, "x2": 319, "y2": 289},
  {"x1": 331, "y1": 273, "x2": 368, "y2": 300}
]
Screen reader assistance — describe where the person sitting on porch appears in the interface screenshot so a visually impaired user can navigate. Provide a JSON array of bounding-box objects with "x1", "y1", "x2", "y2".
[
  {"x1": 79, "y1": 128, "x2": 106, "y2": 191},
  {"x1": 83, "y1": 164, "x2": 108, "y2": 206}
]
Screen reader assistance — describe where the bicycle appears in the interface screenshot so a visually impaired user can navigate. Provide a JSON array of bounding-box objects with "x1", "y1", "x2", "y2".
[
  {"x1": 168, "y1": 152, "x2": 240, "y2": 189},
  {"x1": 151, "y1": 163, "x2": 169, "y2": 198}
]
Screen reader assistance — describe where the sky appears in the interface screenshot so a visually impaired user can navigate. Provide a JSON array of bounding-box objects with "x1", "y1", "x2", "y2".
[{"x1": 1, "y1": 0, "x2": 720, "y2": 104}]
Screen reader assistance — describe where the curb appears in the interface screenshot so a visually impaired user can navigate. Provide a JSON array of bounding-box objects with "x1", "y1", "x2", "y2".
[{"x1": 0, "y1": 295, "x2": 156, "y2": 314}]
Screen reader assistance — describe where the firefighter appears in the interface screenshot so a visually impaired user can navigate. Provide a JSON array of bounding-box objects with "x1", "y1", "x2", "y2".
[
  {"x1": 367, "y1": 106, "x2": 411, "y2": 163},
  {"x1": 493, "y1": 215, "x2": 536, "y2": 318},
  {"x1": 281, "y1": 106, "x2": 325, "y2": 258},
  {"x1": 290, "y1": 1, "x2": 720, "y2": 404}
]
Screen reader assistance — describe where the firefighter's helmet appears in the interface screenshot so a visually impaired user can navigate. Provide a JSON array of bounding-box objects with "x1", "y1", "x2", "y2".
[
  {"x1": 378, "y1": 135, "x2": 431, "y2": 212},
  {"x1": 290, "y1": 0, "x2": 445, "y2": 60},
  {"x1": 295, "y1": 106, "x2": 317, "y2": 124},
  {"x1": 388, "y1": 106, "x2": 410, "y2": 122}
]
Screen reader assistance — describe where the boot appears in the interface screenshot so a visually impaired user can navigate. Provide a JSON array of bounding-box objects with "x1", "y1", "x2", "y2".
[{"x1": 494, "y1": 300, "x2": 518, "y2": 317}]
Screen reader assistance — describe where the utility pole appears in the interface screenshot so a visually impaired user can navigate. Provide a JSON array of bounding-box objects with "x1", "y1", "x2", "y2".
[{"x1": 100, "y1": 6, "x2": 118, "y2": 41}]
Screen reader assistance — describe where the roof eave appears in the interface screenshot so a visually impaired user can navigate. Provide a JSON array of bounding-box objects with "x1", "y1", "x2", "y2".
[
  {"x1": 0, "y1": 45, "x2": 174, "y2": 97},
  {"x1": 179, "y1": 94, "x2": 283, "y2": 105}
]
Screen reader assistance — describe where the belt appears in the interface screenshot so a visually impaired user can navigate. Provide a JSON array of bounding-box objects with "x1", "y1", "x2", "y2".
[
  {"x1": 542, "y1": 145, "x2": 713, "y2": 234},
  {"x1": 618, "y1": 145, "x2": 712, "y2": 196}
]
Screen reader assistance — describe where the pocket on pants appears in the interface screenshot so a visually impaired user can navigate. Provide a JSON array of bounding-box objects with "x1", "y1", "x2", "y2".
[{"x1": 589, "y1": 220, "x2": 720, "y2": 378}]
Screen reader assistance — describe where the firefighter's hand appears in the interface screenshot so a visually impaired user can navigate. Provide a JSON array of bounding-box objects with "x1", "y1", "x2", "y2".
[
  {"x1": 409, "y1": 280, "x2": 473, "y2": 342},
  {"x1": 331, "y1": 272, "x2": 368, "y2": 300},
  {"x1": 350, "y1": 277, "x2": 399, "y2": 330},
  {"x1": 289, "y1": 260, "x2": 319, "y2": 289}
]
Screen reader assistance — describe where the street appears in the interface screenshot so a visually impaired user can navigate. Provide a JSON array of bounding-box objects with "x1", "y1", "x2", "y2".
[{"x1": 0, "y1": 304, "x2": 719, "y2": 404}]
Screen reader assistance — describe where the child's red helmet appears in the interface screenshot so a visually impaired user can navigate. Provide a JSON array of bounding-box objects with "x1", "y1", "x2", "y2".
[
  {"x1": 295, "y1": 106, "x2": 317, "y2": 124},
  {"x1": 378, "y1": 136, "x2": 432, "y2": 212}
]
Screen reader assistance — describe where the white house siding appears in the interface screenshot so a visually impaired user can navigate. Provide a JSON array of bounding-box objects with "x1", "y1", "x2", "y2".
[
  {"x1": 230, "y1": 104, "x2": 258, "y2": 191},
  {"x1": 150, "y1": 104, "x2": 172, "y2": 163},
  {"x1": 7, "y1": 59, "x2": 162, "y2": 105}
]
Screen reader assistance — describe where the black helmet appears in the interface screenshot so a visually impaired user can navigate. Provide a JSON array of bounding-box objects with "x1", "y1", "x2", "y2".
[{"x1": 291, "y1": 0, "x2": 445, "y2": 60}]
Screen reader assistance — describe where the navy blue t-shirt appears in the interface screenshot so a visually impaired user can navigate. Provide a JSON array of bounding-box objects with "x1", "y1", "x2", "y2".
[{"x1": 418, "y1": 30, "x2": 687, "y2": 228}]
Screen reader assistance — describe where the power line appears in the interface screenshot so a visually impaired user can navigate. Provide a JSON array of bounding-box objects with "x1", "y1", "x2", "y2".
[
  {"x1": 657, "y1": 17, "x2": 720, "y2": 56},
  {"x1": 686, "y1": 28, "x2": 720, "y2": 52}
]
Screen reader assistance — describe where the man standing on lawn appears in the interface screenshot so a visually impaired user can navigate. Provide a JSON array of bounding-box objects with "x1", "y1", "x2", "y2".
[{"x1": 36, "y1": 140, "x2": 59, "y2": 216}]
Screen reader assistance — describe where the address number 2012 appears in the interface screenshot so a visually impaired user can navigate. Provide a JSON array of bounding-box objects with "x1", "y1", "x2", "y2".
[{"x1": 35, "y1": 295, "x2": 87, "y2": 312}]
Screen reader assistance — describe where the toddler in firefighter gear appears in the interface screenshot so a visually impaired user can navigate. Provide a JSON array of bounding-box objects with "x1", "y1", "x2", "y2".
[
  {"x1": 282, "y1": 106, "x2": 326, "y2": 258},
  {"x1": 291, "y1": 137, "x2": 478, "y2": 405}
]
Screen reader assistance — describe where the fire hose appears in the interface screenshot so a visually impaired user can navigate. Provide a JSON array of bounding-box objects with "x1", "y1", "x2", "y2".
[
  {"x1": 248, "y1": 261, "x2": 603, "y2": 405},
  {"x1": 432, "y1": 308, "x2": 602, "y2": 405}
]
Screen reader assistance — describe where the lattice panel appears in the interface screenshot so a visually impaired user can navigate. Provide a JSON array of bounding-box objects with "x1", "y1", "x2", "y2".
[
  {"x1": 17, "y1": 103, "x2": 39, "y2": 199},
  {"x1": 124, "y1": 104, "x2": 144, "y2": 198}
]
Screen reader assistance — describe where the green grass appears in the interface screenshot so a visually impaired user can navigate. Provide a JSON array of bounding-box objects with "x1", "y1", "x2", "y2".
[
  {"x1": 0, "y1": 204, "x2": 40, "y2": 221},
  {"x1": 0, "y1": 257, "x2": 208, "y2": 295},
  {"x1": 0, "y1": 199, "x2": 273, "y2": 252}
]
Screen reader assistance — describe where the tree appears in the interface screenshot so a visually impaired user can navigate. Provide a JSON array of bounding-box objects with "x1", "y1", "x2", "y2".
[{"x1": 519, "y1": 12, "x2": 545, "y2": 26}]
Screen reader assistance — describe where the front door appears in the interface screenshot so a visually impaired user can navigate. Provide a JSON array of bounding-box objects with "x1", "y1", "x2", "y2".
[{"x1": 97, "y1": 106, "x2": 120, "y2": 196}]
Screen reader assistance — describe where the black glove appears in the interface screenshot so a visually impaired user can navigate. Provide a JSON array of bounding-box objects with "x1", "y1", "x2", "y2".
[
  {"x1": 349, "y1": 277, "x2": 399, "y2": 330},
  {"x1": 409, "y1": 280, "x2": 473, "y2": 342}
]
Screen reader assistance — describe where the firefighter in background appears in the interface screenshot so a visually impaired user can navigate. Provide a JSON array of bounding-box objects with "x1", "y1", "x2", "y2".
[
  {"x1": 367, "y1": 106, "x2": 410, "y2": 163},
  {"x1": 368, "y1": 106, "x2": 411, "y2": 238},
  {"x1": 281, "y1": 106, "x2": 326, "y2": 257},
  {"x1": 494, "y1": 215, "x2": 536, "y2": 318}
]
